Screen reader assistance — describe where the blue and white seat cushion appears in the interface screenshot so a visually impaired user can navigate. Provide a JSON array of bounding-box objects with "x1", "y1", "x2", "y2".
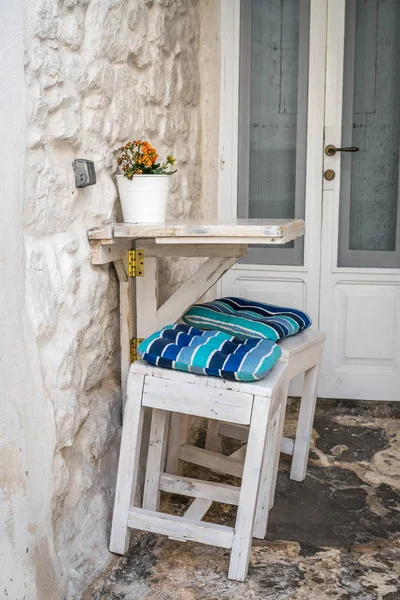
[
  {"x1": 137, "y1": 323, "x2": 282, "y2": 382},
  {"x1": 182, "y1": 297, "x2": 312, "y2": 342}
]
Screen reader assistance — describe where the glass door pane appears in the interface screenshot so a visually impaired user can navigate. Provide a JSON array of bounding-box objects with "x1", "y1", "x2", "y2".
[
  {"x1": 338, "y1": 0, "x2": 400, "y2": 268},
  {"x1": 238, "y1": 0, "x2": 310, "y2": 266}
]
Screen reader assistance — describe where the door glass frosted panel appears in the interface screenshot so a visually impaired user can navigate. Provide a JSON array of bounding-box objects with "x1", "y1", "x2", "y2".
[
  {"x1": 339, "y1": 0, "x2": 400, "y2": 268},
  {"x1": 238, "y1": 0, "x2": 310, "y2": 266}
]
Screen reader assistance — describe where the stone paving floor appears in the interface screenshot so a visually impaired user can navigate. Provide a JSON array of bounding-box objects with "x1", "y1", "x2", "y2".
[{"x1": 82, "y1": 400, "x2": 400, "y2": 600}]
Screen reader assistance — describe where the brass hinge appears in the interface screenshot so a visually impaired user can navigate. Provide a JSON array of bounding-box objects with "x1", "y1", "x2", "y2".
[
  {"x1": 128, "y1": 249, "x2": 145, "y2": 277},
  {"x1": 130, "y1": 337, "x2": 144, "y2": 363}
]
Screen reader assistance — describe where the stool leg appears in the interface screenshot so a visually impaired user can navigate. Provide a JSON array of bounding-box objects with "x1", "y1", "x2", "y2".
[
  {"x1": 253, "y1": 377, "x2": 289, "y2": 539},
  {"x1": 205, "y1": 419, "x2": 223, "y2": 453},
  {"x1": 290, "y1": 363, "x2": 319, "y2": 482},
  {"x1": 268, "y1": 397, "x2": 287, "y2": 512},
  {"x1": 166, "y1": 413, "x2": 189, "y2": 475},
  {"x1": 110, "y1": 373, "x2": 145, "y2": 554},
  {"x1": 143, "y1": 408, "x2": 170, "y2": 511},
  {"x1": 229, "y1": 395, "x2": 271, "y2": 581},
  {"x1": 252, "y1": 406, "x2": 283, "y2": 539}
]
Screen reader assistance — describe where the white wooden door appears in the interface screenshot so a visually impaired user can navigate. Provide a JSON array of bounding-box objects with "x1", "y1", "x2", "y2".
[
  {"x1": 319, "y1": 0, "x2": 400, "y2": 400},
  {"x1": 219, "y1": 0, "x2": 400, "y2": 400},
  {"x1": 220, "y1": 0, "x2": 328, "y2": 395}
]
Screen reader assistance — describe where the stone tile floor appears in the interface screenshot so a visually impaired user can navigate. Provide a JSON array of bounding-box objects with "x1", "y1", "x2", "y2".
[{"x1": 82, "y1": 401, "x2": 400, "y2": 600}]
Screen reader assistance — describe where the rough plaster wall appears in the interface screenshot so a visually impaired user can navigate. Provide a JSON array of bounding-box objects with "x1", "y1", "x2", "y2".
[
  {"x1": 0, "y1": 1, "x2": 59, "y2": 599},
  {"x1": 23, "y1": 0, "x2": 203, "y2": 597}
]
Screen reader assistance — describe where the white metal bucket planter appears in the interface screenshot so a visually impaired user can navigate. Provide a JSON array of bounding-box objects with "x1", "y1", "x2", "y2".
[{"x1": 116, "y1": 174, "x2": 171, "y2": 223}]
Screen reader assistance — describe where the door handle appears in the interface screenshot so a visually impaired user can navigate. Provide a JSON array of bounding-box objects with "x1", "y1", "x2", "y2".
[{"x1": 325, "y1": 144, "x2": 359, "y2": 156}]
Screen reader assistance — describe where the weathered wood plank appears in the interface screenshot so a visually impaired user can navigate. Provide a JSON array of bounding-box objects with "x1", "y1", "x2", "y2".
[
  {"x1": 159, "y1": 473, "x2": 240, "y2": 505},
  {"x1": 115, "y1": 256, "x2": 134, "y2": 408},
  {"x1": 88, "y1": 225, "x2": 114, "y2": 239},
  {"x1": 139, "y1": 240, "x2": 248, "y2": 258},
  {"x1": 155, "y1": 236, "x2": 294, "y2": 245},
  {"x1": 142, "y1": 378, "x2": 253, "y2": 425},
  {"x1": 178, "y1": 444, "x2": 244, "y2": 478},
  {"x1": 90, "y1": 240, "x2": 133, "y2": 265},
  {"x1": 184, "y1": 498, "x2": 213, "y2": 521},
  {"x1": 229, "y1": 395, "x2": 272, "y2": 581},
  {"x1": 156, "y1": 256, "x2": 239, "y2": 329},
  {"x1": 168, "y1": 498, "x2": 212, "y2": 542},
  {"x1": 109, "y1": 373, "x2": 145, "y2": 555},
  {"x1": 143, "y1": 409, "x2": 169, "y2": 511},
  {"x1": 112, "y1": 218, "x2": 304, "y2": 240},
  {"x1": 165, "y1": 413, "x2": 189, "y2": 475},
  {"x1": 127, "y1": 507, "x2": 234, "y2": 549}
]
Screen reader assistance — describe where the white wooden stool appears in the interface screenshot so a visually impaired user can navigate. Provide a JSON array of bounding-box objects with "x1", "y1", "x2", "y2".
[
  {"x1": 167, "y1": 329, "x2": 325, "y2": 486},
  {"x1": 110, "y1": 360, "x2": 289, "y2": 581}
]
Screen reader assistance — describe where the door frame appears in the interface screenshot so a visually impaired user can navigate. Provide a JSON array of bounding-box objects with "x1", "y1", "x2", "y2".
[{"x1": 217, "y1": 0, "x2": 328, "y2": 327}]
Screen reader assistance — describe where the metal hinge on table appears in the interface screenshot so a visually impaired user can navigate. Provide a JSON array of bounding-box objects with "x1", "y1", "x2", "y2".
[
  {"x1": 128, "y1": 249, "x2": 145, "y2": 277},
  {"x1": 130, "y1": 337, "x2": 144, "y2": 363}
]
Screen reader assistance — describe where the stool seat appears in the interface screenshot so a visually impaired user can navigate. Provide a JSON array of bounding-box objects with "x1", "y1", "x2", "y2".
[
  {"x1": 110, "y1": 359, "x2": 290, "y2": 581},
  {"x1": 133, "y1": 358, "x2": 286, "y2": 398}
]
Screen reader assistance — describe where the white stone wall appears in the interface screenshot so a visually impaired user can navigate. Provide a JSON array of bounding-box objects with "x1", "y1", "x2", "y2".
[
  {"x1": 22, "y1": 0, "x2": 210, "y2": 597},
  {"x1": 0, "y1": 2, "x2": 59, "y2": 599}
]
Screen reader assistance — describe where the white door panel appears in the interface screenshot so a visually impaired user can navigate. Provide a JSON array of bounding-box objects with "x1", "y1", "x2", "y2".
[{"x1": 222, "y1": 270, "x2": 306, "y2": 311}]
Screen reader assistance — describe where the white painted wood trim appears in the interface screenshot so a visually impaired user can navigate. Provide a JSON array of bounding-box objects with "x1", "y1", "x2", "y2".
[
  {"x1": 178, "y1": 444, "x2": 244, "y2": 478},
  {"x1": 132, "y1": 359, "x2": 282, "y2": 399},
  {"x1": 136, "y1": 254, "x2": 158, "y2": 339},
  {"x1": 281, "y1": 436, "x2": 295, "y2": 456},
  {"x1": 218, "y1": 0, "x2": 241, "y2": 219},
  {"x1": 218, "y1": 423, "x2": 295, "y2": 456},
  {"x1": 218, "y1": 422, "x2": 248, "y2": 442},
  {"x1": 109, "y1": 373, "x2": 145, "y2": 554},
  {"x1": 290, "y1": 363, "x2": 320, "y2": 481},
  {"x1": 183, "y1": 498, "x2": 213, "y2": 521},
  {"x1": 140, "y1": 241, "x2": 248, "y2": 258},
  {"x1": 127, "y1": 507, "x2": 234, "y2": 549},
  {"x1": 204, "y1": 419, "x2": 222, "y2": 453},
  {"x1": 165, "y1": 413, "x2": 189, "y2": 475},
  {"x1": 253, "y1": 403, "x2": 282, "y2": 539},
  {"x1": 90, "y1": 240, "x2": 133, "y2": 265},
  {"x1": 115, "y1": 257, "x2": 135, "y2": 408},
  {"x1": 155, "y1": 236, "x2": 300, "y2": 245},
  {"x1": 168, "y1": 498, "x2": 213, "y2": 542},
  {"x1": 89, "y1": 219, "x2": 305, "y2": 242},
  {"x1": 142, "y1": 378, "x2": 253, "y2": 425},
  {"x1": 143, "y1": 408, "x2": 169, "y2": 511},
  {"x1": 159, "y1": 474, "x2": 240, "y2": 505},
  {"x1": 156, "y1": 256, "x2": 239, "y2": 328},
  {"x1": 228, "y1": 395, "x2": 272, "y2": 581}
]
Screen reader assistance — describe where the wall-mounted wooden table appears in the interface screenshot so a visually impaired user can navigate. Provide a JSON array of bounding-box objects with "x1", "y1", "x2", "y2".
[{"x1": 88, "y1": 219, "x2": 304, "y2": 402}]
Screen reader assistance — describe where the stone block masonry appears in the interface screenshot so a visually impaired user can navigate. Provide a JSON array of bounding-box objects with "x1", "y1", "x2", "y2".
[{"x1": 23, "y1": 0, "x2": 206, "y2": 596}]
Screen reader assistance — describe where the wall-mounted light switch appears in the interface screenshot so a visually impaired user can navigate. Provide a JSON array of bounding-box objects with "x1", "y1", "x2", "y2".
[{"x1": 72, "y1": 159, "x2": 96, "y2": 188}]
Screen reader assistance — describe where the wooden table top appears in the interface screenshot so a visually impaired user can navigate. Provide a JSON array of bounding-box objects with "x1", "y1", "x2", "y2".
[{"x1": 88, "y1": 219, "x2": 305, "y2": 245}]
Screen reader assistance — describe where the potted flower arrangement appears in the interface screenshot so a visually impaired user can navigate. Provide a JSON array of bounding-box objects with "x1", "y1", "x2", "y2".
[{"x1": 116, "y1": 140, "x2": 176, "y2": 223}]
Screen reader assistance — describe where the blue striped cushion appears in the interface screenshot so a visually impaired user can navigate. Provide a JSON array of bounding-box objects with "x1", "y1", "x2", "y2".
[
  {"x1": 182, "y1": 297, "x2": 311, "y2": 342},
  {"x1": 137, "y1": 323, "x2": 281, "y2": 382}
]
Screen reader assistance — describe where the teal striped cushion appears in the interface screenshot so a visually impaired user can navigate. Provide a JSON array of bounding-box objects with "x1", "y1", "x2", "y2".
[
  {"x1": 182, "y1": 297, "x2": 312, "y2": 342},
  {"x1": 137, "y1": 323, "x2": 281, "y2": 382}
]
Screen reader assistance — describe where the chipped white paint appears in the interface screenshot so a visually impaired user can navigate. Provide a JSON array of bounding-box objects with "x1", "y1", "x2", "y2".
[
  {"x1": 90, "y1": 218, "x2": 305, "y2": 242},
  {"x1": 110, "y1": 360, "x2": 289, "y2": 581}
]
